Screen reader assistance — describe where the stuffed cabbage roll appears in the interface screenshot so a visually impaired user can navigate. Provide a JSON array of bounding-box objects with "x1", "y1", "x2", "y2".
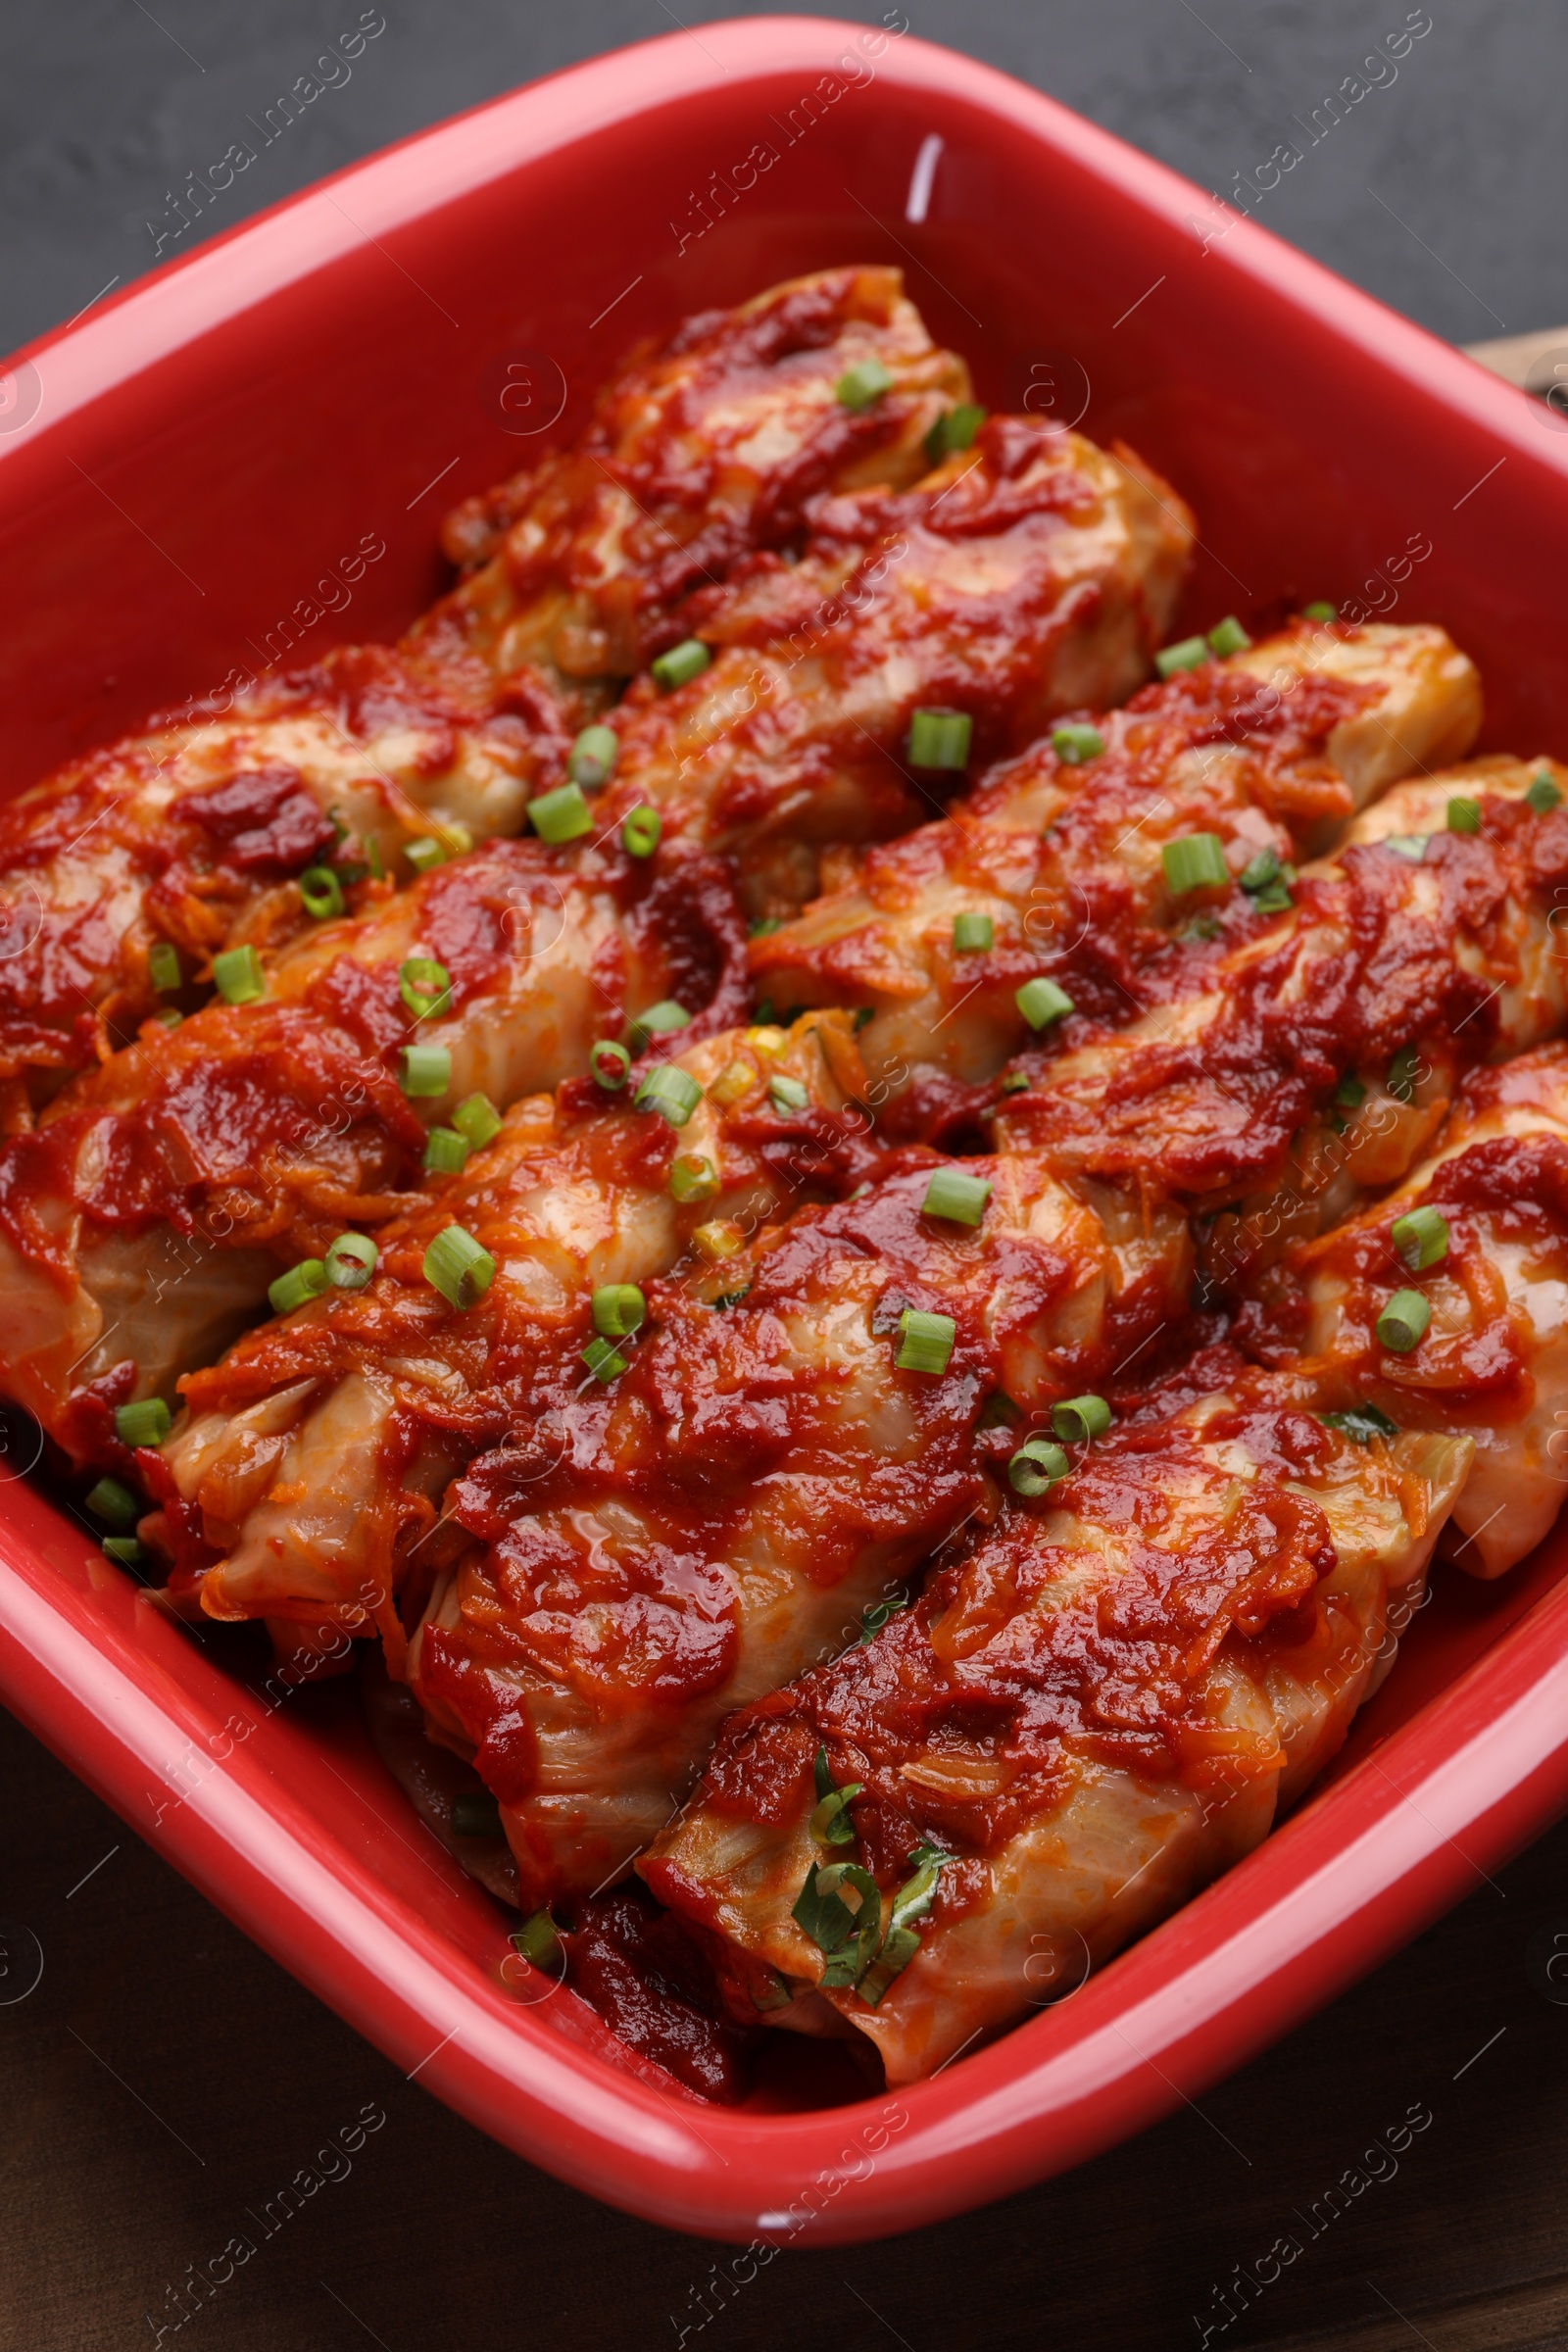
[
  {"x1": 0, "y1": 267, "x2": 958, "y2": 1105},
  {"x1": 1246, "y1": 1042, "x2": 1568, "y2": 1577},
  {"x1": 149, "y1": 1012, "x2": 875, "y2": 1635},
  {"x1": 589, "y1": 412, "x2": 1195, "y2": 912},
  {"x1": 401, "y1": 1148, "x2": 1195, "y2": 1909},
  {"x1": 0, "y1": 835, "x2": 748, "y2": 1443},
  {"x1": 644, "y1": 1376, "x2": 1469, "y2": 2080},
  {"x1": 749, "y1": 618, "x2": 1482, "y2": 1114},
  {"x1": 995, "y1": 757, "x2": 1568, "y2": 1225}
]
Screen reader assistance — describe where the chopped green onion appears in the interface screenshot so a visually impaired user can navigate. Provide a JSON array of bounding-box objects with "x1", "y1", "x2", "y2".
[
  {"x1": 1207, "y1": 614, "x2": 1252, "y2": 656},
  {"x1": 1446, "y1": 797, "x2": 1481, "y2": 834},
  {"x1": 793, "y1": 1859, "x2": 883, "y2": 1988},
  {"x1": 1052, "y1": 1394, "x2": 1112, "y2": 1444},
  {"x1": 399, "y1": 956, "x2": 452, "y2": 1021},
  {"x1": 268, "y1": 1257, "x2": 328, "y2": 1315},
  {"x1": 906, "y1": 709, "x2": 972, "y2": 770},
  {"x1": 325, "y1": 1232, "x2": 378, "y2": 1290},
  {"x1": 528, "y1": 782, "x2": 594, "y2": 845},
  {"x1": 102, "y1": 1536, "x2": 145, "y2": 1570},
  {"x1": 399, "y1": 1044, "x2": 452, "y2": 1099},
  {"x1": 808, "y1": 1788, "x2": 861, "y2": 1848},
  {"x1": 669, "y1": 1153, "x2": 719, "y2": 1203},
  {"x1": 1392, "y1": 1204, "x2": 1448, "y2": 1272},
  {"x1": 1161, "y1": 833, "x2": 1230, "y2": 894},
  {"x1": 423, "y1": 1126, "x2": 470, "y2": 1176},
  {"x1": 590, "y1": 1040, "x2": 632, "y2": 1091},
  {"x1": 1238, "y1": 844, "x2": 1295, "y2": 913},
  {"x1": 1320, "y1": 1402, "x2": 1399, "y2": 1445},
  {"x1": 628, "y1": 1000, "x2": 691, "y2": 1049},
  {"x1": 1335, "y1": 1073, "x2": 1367, "y2": 1110},
  {"x1": 450, "y1": 1790, "x2": 502, "y2": 1838},
  {"x1": 404, "y1": 835, "x2": 447, "y2": 876},
  {"x1": 592, "y1": 1284, "x2": 646, "y2": 1339},
  {"x1": 895, "y1": 1308, "x2": 956, "y2": 1375},
  {"x1": 423, "y1": 1224, "x2": 495, "y2": 1309},
  {"x1": 148, "y1": 941, "x2": 181, "y2": 994},
  {"x1": 858, "y1": 1849, "x2": 945, "y2": 2007},
  {"x1": 581, "y1": 1334, "x2": 628, "y2": 1382},
  {"x1": 791, "y1": 1859, "x2": 867, "y2": 1977},
  {"x1": 1301, "y1": 601, "x2": 1338, "y2": 624},
  {"x1": 1015, "y1": 975, "x2": 1074, "y2": 1029},
  {"x1": 859, "y1": 1599, "x2": 899, "y2": 1643},
  {"x1": 1008, "y1": 1435, "x2": 1070, "y2": 1494},
  {"x1": 1383, "y1": 834, "x2": 1429, "y2": 862},
  {"x1": 452, "y1": 1093, "x2": 502, "y2": 1149},
  {"x1": 651, "y1": 637, "x2": 711, "y2": 692},
  {"x1": 1052, "y1": 722, "x2": 1104, "y2": 764},
  {"x1": 114, "y1": 1397, "x2": 171, "y2": 1448},
  {"x1": 1377, "y1": 1289, "x2": 1431, "y2": 1352},
  {"x1": 622, "y1": 805, "x2": 662, "y2": 859},
  {"x1": 921, "y1": 1167, "x2": 991, "y2": 1226},
  {"x1": 567, "y1": 724, "x2": 619, "y2": 789},
  {"x1": 835, "y1": 357, "x2": 894, "y2": 411},
  {"x1": 923, "y1": 401, "x2": 986, "y2": 462},
  {"x1": 1001, "y1": 1069, "x2": 1030, "y2": 1095},
  {"x1": 1386, "y1": 1045, "x2": 1420, "y2": 1104},
  {"x1": 749, "y1": 916, "x2": 781, "y2": 939},
  {"x1": 768, "y1": 1074, "x2": 809, "y2": 1114},
  {"x1": 1529, "y1": 768, "x2": 1563, "y2": 813},
  {"x1": 853, "y1": 1006, "x2": 875, "y2": 1031},
  {"x1": 635, "y1": 1064, "x2": 703, "y2": 1128},
  {"x1": 511, "y1": 1910, "x2": 560, "y2": 1968},
  {"x1": 943, "y1": 400, "x2": 986, "y2": 451},
  {"x1": 212, "y1": 945, "x2": 265, "y2": 1004},
  {"x1": 366, "y1": 838, "x2": 385, "y2": 882},
  {"x1": 299, "y1": 865, "x2": 345, "y2": 920},
  {"x1": 86, "y1": 1477, "x2": 138, "y2": 1530},
  {"x1": 155, "y1": 1007, "x2": 182, "y2": 1032},
  {"x1": 1178, "y1": 912, "x2": 1222, "y2": 943},
  {"x1": 441, "y1": 823, "x2": 474, "y2": 858},
  {"x1": 952, "y1": 912, "x2": 993, "y2": 953},
  {"x1": 1155, "y1": 635, "x2": 1208, "y2": 677},
  {"x1": 808, "y1": 1751, "x2": 863, "y2": 1848}
]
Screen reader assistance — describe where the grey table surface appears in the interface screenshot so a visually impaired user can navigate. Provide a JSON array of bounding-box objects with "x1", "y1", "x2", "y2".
[
  {"x1": 5, "y1": 0, "x2": 1566, "y2": 355},
  {"x1": 6, "y1": 7, "x2": 1568, "y2": 2349}
]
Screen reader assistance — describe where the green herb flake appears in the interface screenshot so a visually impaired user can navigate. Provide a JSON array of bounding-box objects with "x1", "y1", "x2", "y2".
[
  {"x1": 1319, "y1": 1402, "x2": 1399, "y2": 1446},
  {"x1": 1386, "y1": 1045, "x2": 1420, "y2": 1104},
  {"x1": 858, "y1": 1848, "x2": 947, "y2": 2008}
]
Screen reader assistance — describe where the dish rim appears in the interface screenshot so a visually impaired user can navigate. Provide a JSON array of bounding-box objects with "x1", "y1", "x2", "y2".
[{"x1": 3, "y1": 12, "x2": 1568, "y2": 2246}]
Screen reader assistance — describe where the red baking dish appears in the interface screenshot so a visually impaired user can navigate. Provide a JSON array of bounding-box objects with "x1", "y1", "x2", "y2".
[{"x1": 6, "y1": 14, "x2": 1568, "y2": 2246}]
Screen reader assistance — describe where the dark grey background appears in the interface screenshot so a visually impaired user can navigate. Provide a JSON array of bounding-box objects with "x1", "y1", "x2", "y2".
[
  {"x1": 7, "y1": 8, "x2": 1568, "y2": 2351},
  {"x1": 4, "y1": 1, "x2": 1566, "y2": 359}
]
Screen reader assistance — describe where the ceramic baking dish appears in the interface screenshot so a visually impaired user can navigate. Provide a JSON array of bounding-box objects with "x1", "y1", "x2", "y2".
[{"x1": 3, "y1": 14, "x2": 1568, "y2": 2246}]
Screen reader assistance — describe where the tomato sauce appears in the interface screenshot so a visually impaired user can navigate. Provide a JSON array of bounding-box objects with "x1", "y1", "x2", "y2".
[
  {"x1": 1002, "y1": 792, "x2": 1568, "y2": 1201},
  {"x1": 692, "y1": 1393, "x2": 1337, "y2": 1877},
  {"x1": 563, "y1": 1886, "x2": 757, "y2": 2103}
]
